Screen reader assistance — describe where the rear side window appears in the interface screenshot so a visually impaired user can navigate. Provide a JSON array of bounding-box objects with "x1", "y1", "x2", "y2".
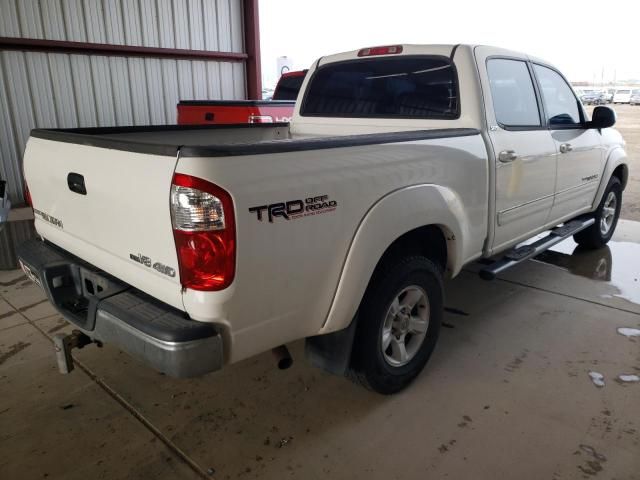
[
  {"x1": 273, "y1": 74, "x2": 305, "y2": 100},
  {"x1": 533, "y1": 64, "x2": 582, "y2": 125},
  {"x1": 487, "y1": 59, "x2": 541, "y2": 127},
  {"x1": 301, "y1": 56, "x2": 458, "y2": 118}
]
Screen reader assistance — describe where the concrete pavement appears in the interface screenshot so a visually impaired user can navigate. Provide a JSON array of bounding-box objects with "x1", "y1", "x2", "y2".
[{"x1": 1, "y1": 221, "x2": 639, "y2": 480}]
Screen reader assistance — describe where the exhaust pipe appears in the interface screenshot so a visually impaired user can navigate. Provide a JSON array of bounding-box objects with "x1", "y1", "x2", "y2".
[{"x1": 272, "y1": 345, "x2": 293, "y2": 370}]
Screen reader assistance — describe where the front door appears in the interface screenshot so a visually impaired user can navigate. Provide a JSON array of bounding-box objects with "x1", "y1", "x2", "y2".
[{"x1": 531, "y1": 64, "x2": 605, "y2": 221}]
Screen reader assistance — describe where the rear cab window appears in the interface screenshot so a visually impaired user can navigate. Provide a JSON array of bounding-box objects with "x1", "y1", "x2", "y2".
[
  {"x1": 273, "y1": 74, "x2": 306, "y2": 101},
  {"x1": 300, "y1": 56, "x2": 458, "y2": 118},
  {"x1": 486, "y1": 58, "x2": 541, "y2": 128}
]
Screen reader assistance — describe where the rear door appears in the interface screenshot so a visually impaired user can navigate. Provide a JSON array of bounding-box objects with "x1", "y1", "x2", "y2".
[
  {"x1": 479, "y1": 54, "x2": 558, "y2": 251},
  {"x1": 531, "y1": 63, "x2": 605, "y2": 222},
  {"x1": 24, "y1": 137, "x2": 184, "y2": 310}
]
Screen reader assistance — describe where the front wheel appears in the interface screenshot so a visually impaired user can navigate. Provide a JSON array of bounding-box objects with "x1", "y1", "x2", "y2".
[
  {"x1": 574, "y1": 176, "x2": 622, "y2": 249},
  {"x1": 347, "y1": 256, "x2": 443, "y2": 394}
]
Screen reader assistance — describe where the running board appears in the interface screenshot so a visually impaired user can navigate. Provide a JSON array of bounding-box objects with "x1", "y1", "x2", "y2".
[{"x1": 479, "y1": 217, "x2": 595, "y2": 281}]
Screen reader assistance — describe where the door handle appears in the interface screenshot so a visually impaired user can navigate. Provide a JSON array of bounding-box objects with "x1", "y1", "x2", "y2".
[
  {"x1": 498, "y1": 150, "x2": 518, "y2": 163},
  {"x1": 559, "y1": 143, "x2": 573, "y2": 153},
  {"x1": 67, "y1": 172, "x2": 87, "y2": 195}
]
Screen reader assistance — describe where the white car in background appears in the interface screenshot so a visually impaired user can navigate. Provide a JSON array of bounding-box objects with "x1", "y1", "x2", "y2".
[{"x1": 613, "y1": 89, "x2": 633, "y2": 104}]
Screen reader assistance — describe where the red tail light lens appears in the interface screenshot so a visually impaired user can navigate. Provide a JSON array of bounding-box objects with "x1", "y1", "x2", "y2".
[
  {"x1": 24, "y1": 181, "x2": 33, "y2": 207},
  {"x1": 171, "y1": 174, "x2": 236, "y2": 291},
  {"x1": 357, "y1": 45, "x2": 403, "y2": 57}
]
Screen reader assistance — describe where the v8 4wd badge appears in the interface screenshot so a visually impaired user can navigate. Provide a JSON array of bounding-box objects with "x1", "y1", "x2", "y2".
[
  {"x1": 129, "y1": 253, "x2": 176, "y2": 278},
  {"x1": 249, "y1": 194, "x2": 338, "y2": 223}
]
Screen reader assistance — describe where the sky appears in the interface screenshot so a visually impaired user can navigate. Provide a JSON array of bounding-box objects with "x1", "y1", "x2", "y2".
[{"x1": 259, "y1": 0, "x2": 640, "y2": 89}]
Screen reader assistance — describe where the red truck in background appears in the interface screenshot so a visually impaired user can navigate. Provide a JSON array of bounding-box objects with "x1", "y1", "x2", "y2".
[{"x1": 177, "y1": 70, "x2": 306, "y2": 125}]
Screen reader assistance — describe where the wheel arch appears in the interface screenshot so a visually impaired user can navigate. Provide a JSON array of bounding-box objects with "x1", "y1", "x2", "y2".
[
  {"x1": 318, "y1": 184, "x2": 473, "y2": 335},
  {"x1": 593, "y1": 146, "x2": 628, "y2": 209},
  {"x1": 612, "y1": 163, "x2": 629, "y2": 190}
]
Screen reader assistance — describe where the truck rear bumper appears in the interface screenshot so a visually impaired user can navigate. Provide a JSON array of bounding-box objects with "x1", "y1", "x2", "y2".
[{"x1": 17, "y1": 239, "x2": 223, "y2": 377}]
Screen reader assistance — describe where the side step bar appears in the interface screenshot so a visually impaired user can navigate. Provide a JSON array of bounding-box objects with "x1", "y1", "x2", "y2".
[{"x1": 479, "y1": 217, "x2": 595, "y2": 280}]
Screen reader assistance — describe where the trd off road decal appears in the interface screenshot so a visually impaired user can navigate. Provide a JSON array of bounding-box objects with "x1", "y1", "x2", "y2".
[{"x1": 249, "y1": 194, "x2": 338, "y2": 223}]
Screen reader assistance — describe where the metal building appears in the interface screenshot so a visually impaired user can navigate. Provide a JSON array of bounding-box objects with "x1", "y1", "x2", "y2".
[{"x1": 0, "y1": 0, "x2": 261, "y2": 205}]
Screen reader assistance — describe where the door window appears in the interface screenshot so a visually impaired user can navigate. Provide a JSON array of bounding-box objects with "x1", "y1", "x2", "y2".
[
  {"x1": 487, "y1": 59, "x2": 541, "y2": 127},
  {"x1": 533, "y1": 64, "x2": 582, "y2": 126}
]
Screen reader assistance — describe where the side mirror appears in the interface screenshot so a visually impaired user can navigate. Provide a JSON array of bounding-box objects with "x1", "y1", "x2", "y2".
[{"x1": 590, "y1": 106, "x2": 616, "y2": 129}]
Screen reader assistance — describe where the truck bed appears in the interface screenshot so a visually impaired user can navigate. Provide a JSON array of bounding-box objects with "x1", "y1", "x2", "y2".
[{"x1": 31, "y1": 124, "x2": 480, "y2": 157}]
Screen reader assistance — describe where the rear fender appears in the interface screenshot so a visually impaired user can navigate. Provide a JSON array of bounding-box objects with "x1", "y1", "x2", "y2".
[{"x1": 319, "y1": 184, "x2": 469, "y2": 334}]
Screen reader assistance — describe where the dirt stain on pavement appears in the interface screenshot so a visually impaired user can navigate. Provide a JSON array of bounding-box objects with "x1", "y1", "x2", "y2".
[
  {"x1": 0, "y1": 341, "x2": 31, "y2": 366},
  {"x1": 0, "y1": 275, "x2": 27, "y2": 287},
  {"x1": 576, "y1": 444, "x2": 607, "y2": 477},
  {"x1": 457, "y1": 415, "x2": 473, "y2": 428},
  {"x1": 505, "y1": 349, "x2": 529, "y2": 372},
  {"x1": 0, "y1": 310, "x2": 19, "y2": 321},
  {"x1": 18, "y1": 299, "x2": 48, "y2": 312},
  {"x1": 47, "y1": 319, "x2": 68, "y2": 334},
  {"x1": 438, "y1": 439, "x2": 457, "y2": 453}
]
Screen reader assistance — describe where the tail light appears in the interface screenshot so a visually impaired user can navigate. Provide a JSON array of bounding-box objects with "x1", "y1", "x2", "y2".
[
  {"x1": 24, "y1": 181, "x2": 32, "y2": 207},
  {"x1": 248, "y1": 115, "x2": 273, "y2": 124},
  {"x1": 171, "y1": 174, "x2": 236, "y2": 291},
  {"x1": 23, "y1": 161, "x2": 33, "y2": 208},
  {"x1": 358, "y1": 45, "x2": 403, "y2": 57}
]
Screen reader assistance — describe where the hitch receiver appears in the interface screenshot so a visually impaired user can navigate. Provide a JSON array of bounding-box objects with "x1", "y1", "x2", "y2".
[{"x1": 53, "y1": 330, "x2": 94, "y2": 374}]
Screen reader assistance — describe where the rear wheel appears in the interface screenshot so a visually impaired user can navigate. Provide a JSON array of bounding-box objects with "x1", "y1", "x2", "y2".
[
  {"x1": 347, "y1": 256, "x2": 443, "y2": 394},
  {"x1": 573, "y1": 176, "x2": 622, "y2": 249}
]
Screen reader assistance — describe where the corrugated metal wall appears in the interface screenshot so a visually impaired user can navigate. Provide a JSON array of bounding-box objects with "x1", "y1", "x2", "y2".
[{"x1": 0, "y1": 0, "x2": 246, "y2": 204}]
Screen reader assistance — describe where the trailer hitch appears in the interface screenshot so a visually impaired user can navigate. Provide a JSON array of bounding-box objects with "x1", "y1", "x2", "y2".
[{"x1": 53, "y1": 330, "x2": 97, "y2": 374}]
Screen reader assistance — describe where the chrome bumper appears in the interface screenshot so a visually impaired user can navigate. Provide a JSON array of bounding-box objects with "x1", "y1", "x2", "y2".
[{"x1": 17, "y1": 239, "x2": 223, "y2": 378}]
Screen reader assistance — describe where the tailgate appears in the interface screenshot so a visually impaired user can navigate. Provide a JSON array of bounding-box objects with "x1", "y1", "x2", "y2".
[
  {"x1": 177, "y1": 100, "x2": 295, "y2": 125},
  {"x1": 24, "y1": 137, "x2": 184, "y2": 310}
]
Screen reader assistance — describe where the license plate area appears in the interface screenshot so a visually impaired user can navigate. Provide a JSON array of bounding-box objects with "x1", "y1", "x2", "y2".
[{"x1": 43, "y1": 263, "x2": 128, "y2": 331}]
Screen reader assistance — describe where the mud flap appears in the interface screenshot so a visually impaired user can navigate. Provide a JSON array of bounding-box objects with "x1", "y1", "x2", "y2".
[{"x1": 305, "y1": 315, "x2": 359, "y2": 376}]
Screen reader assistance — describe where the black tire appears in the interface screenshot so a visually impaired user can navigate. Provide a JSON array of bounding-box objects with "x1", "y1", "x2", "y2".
[
  {"x1": 347, "y1": 256, "x2": 443, "y2": 394},
  {"x1": 573, "y1": 176, "x2": 622, "y2": 249}
]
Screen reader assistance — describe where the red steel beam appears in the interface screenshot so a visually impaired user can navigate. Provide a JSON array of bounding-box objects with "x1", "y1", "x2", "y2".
[
  {"x1": 243, "y1": 0, "x2": 262, "y2": 99},
  {"x1": 0, "y1": 36, "x2": 248, "y2": 62}
]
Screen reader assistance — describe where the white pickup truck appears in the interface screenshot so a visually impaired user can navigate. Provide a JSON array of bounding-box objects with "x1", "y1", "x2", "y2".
[{"x1": 19, "y1": 44, "x2": 629, "y2": 394}]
